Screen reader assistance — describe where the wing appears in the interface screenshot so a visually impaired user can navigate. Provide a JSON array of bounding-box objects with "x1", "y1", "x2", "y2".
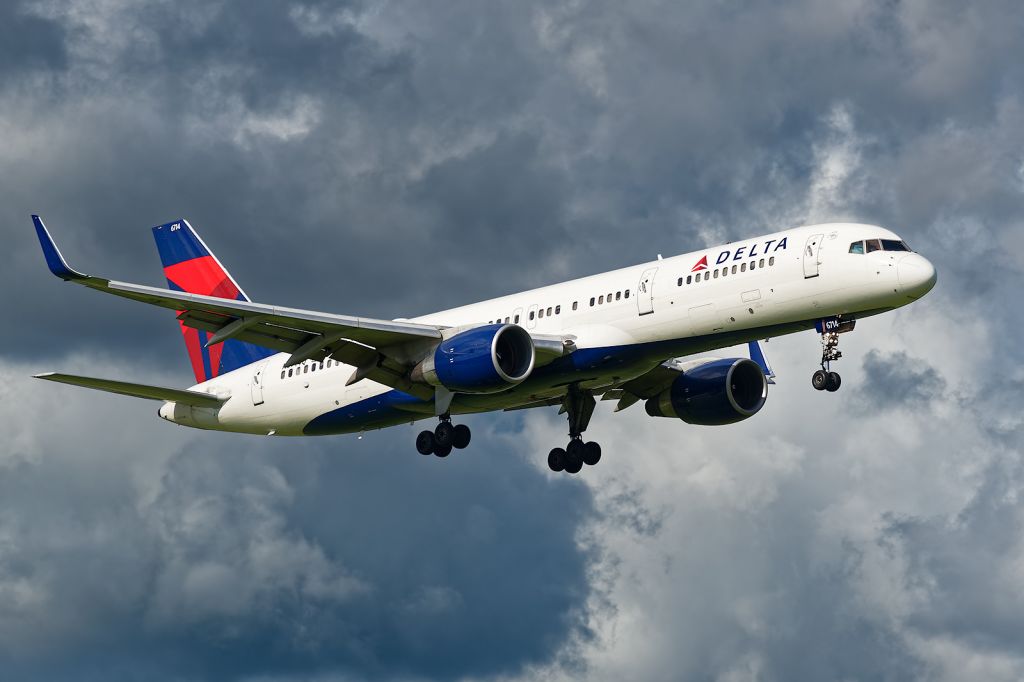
[
  {"x1": 34, "y1": 372, "x2": 225, "y2": 407},
  {"x1": 33, "y1": 216, "x2": 444, "y2": 397}
]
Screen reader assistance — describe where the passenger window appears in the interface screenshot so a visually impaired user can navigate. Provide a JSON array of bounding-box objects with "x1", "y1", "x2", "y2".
[
  {"x1": 713, "y1": 269, "x2": 719, "y2": 278},
  {"x1": 590, "y1": 297, "x2": 595, "y2": 307},
  {"x1": 529, "y1": 310, "x2": 536, "y2": 320},
  {"x1": 624, "y1": 290, "x2": 630, "y2": 298},
  {"x1": 280, "y1": 371, "x2": 286, "y2": 379},
  {"x1": 677, "y1": 277, "x2": 683, "y2": 286},
  {"x1": 703, "y1": 271, "x2": 710, "y2": 281},
  {"x1": 311, "y1": 363, "x2": 317, "y2": 372},
  {"x1": 722, "y1": 267, "x2": 728, "y2": 277},
  {"x1": 759, "y1": 258, "x2": 765, "y2": 267},
  {"x1": 731, "y1": 264, "x2": 737, "y2": 274},
  {"x1": 849, "y1": 241, "x2": 864, "y2": 254},
  {"x1": 686, "y1": 275, "x2": 692, "y2": 284},
  {"x1": 572, "y1": 302, "x2": 578, "y2": 311},
  {"x1": 741, "y1": 262, "x2": 747, "y2": 272},
  {"x1": 599, "y1": 295, "x2": 604, "y2": 304},
  {"x1": 769, "y1": 256, "x2": 775, "y2": 266},
  {"x1": 546, "y1": 307, "x2": 552, "y2": 316},
  {"x1": 866, "y1": 239, "x2": 881, "y2": 253},
  {"x1": 750, "y1": 261, "x2": 756, "y2": 270},
  {"x1": 881, "y1": 239, "x2": 909, "y2": 252},
  {"x1": 304, "y1": 365, "x2": 309, "y2": 374},
  {"x1": 505, "y1": 317, "x2": 510, "y2": 323},
  {"x1": 615, "y1": 292, "x2": 621, "y2": 301},
  {"x1": 607, "y1": 292, "x2": 613, "y2": 302},
  {"x1": 555, "y1": 305, "x2": 561, "y2": 314},
  {"x1": 288, "y1": 368, "x2": 293, "y2": 377}
]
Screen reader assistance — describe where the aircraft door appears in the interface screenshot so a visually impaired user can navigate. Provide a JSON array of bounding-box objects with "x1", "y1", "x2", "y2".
[
  {"x1": 803, "y1": 233, "x2": 824, "y2": 278},
  {"x1": 637, "y1": 267, "x2": 658, "y2": 315},
  {"x1": 251, "y1": 360, "x2": 268, "y2": 406}
]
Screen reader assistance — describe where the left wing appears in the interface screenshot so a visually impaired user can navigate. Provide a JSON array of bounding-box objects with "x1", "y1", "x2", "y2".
[{"x1": 34, "y1": 216, "x2": 444, "y2": 397}]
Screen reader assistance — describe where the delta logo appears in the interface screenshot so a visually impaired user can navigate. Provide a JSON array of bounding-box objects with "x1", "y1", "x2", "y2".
[{"x1": 692, "y1": 237, "x2": 791, "y2": 272}]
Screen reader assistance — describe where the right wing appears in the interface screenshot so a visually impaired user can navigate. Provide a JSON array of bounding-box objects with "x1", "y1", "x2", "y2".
[
  {"x1": 33, "y1": 216, "x2": 444, "y2": 397},
  {"x1": 34, "y1": 372, "x2": 225, "y2": 407}
]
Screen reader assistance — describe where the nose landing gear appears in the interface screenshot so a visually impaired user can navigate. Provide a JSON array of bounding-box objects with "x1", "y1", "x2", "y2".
[
  {"x1": 415, "y1": 415, "x2": 472, "y2": 457},
  {"x1": 812, "y1": 328, "x2": 843, "y2": 392}
]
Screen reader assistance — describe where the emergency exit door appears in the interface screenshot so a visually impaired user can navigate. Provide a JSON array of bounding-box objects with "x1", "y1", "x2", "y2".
[
  {"x1": 803, "y1": 234, "x2": 824, "y2": 278},
  {"x1": 637, "y1": 267, "x2": 658, "y2": 315}
]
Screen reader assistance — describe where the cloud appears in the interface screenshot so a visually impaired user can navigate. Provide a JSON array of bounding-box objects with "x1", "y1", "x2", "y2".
[{"x1": 2, "y1": 0, "x2": 1024, "y2": 680}]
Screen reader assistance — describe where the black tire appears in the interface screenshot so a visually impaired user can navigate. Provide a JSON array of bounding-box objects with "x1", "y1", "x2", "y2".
[
  {"x1": 811, "y1": 369, "x2": 828, "y2": 391},
  {"x1": 582, "y1": 441, "x2": 602, "y2": 466},
  {"x1": 565, "y1": 440, "x2": 584, "y2": 472},
  {"x1": 434, "y1": 421, "x2": 455, "y2": 449},
  {"x1": 453, "y1": 424, "x2": 471, "y2": 449},
  {"x1": 826, "y1": 371, "x2": 842, "y2": 392},
  {"x1": 547, "y1": 447, "x2": 566, "y2": 472},
  {"x1": 416, "y1": 430, "x2": 435, "y2": 455},
  {"x1": 434, "y1": 442, "x2": 453, "y2": 458}
]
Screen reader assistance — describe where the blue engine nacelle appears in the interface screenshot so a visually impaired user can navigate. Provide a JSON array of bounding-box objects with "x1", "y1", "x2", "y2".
[
  {"x1": 413, "y1": 324, "x2": 536, "y2": 394},
  {"x1": 644, "y1": 358, "x2": 767, "y2": 425}
]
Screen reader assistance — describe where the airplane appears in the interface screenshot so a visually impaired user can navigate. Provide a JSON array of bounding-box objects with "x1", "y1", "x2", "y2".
[{"x1": 31, "y1": 215, "x2": 936, "y2": 474}]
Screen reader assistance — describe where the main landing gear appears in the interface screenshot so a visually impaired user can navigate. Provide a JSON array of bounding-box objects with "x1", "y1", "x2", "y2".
[
  {"x1": 547, "y1": 384, "x2": 602, "y2": 475},
  {"x1": 811, "y1": 329, "x2": 843, "y2": 392},
  {"x1": 416, "y1": 416, "x2": 471, "y2": 458}
]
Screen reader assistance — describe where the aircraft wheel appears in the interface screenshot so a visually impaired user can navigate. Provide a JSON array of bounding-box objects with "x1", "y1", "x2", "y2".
[
  {"x1": 825, "y1": 371, "x2": 842, "y2": 392},
  {"x1": 582, "y1": 441, "x2": 602, "y2": 466},
  {"x1": 811, "y1": 369, "x2": 828, "y2": 391},
  {"x1": 547, "y1": 447, "x2": 566, "y2": 472},
  {"x1": 564, "y1": 440, "x2": 584, "y2": 474},
  {"x1": 434, "y1": 421, "x2": 455, "y2": 449},
  {"x1": 434, "y1": 442, "x2": 453, "y2": 458},
  {"x1": 416, "y1": 430, "x2": 435, "y2": 455},
  {"x1": 453, "y1": 424, "x2": 471, "y2": 449}
]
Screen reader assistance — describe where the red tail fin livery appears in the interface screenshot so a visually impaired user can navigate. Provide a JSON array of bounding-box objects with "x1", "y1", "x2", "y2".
[{"x1": 152, "y1": 219, "x2": 273, "y2": 382}]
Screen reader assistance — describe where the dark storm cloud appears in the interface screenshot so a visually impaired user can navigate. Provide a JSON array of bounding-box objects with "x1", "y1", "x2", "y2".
[
  {"x1": 854, "y1": 349, "x2": 946, "y2": 412},
  {"x1": 3, "y1": 0, "x2": 1024, "y2": 680},
  {"x1": 0, "y1": 411, "x2": 594, "y2": 681}
]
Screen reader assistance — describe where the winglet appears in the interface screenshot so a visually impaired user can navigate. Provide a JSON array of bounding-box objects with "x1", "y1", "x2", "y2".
[
  {"x1": 748, "y1": 340, "x2": 777, "y2": 384},
  {"x1": 32, "y1": 215, "x2": 89, "y2": 281}
]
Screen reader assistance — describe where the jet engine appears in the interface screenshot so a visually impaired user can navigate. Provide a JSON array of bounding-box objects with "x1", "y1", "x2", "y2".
[
  {"x1": 645, "y1": 358, "x2": 767, "y2": 425},
  {"x1": 412, "y1": 323, "x2": 535, "y2": 394}
]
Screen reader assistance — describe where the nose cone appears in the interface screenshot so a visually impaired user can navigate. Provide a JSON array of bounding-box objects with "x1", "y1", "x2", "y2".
[{"x1": 897, "y1": 253, "x2": 937, "y2": 298}]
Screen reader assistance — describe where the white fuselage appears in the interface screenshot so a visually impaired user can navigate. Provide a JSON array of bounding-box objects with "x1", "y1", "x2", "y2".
[{"x1": 157, "y1": 223, "x2": 936, "y2": 436}]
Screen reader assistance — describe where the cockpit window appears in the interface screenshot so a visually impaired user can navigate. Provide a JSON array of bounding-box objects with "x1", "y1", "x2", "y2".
[
  {"x1": 849, "y1": 241, "x2": 864, "y2": 254},
  {"x1": 881, "y1": 239, "x2": 910, "y2": 252},
  {"x1": 865, "y1": 239, "x2": 881, "y2": 253}
]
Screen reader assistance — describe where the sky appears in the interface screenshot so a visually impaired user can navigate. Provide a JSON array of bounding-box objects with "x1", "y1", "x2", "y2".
[{"x1": 2, "y1": 0, "x2": 1024, "y2": 680}]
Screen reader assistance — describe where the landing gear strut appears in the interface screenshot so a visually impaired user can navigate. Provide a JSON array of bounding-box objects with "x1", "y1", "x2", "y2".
[
  {"x1": 812, "y1": 329, "x2": 843, "y2": 392},
  {"x1": 547, "y1": 384, "x2": 603, "y2": 474},
  {"x1": 416, "y1": 414, "x2": 471, "y2": 457}
]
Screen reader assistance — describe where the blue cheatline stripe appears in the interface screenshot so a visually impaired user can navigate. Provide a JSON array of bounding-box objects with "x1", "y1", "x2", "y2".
[{"x1": 152, "y1": 219, "x2": 209, "y2": 268}]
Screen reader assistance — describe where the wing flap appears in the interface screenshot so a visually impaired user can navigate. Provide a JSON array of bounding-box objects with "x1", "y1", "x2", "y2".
[{"x1": 34, "y1": 373, "x2": 226, "y2": 407}]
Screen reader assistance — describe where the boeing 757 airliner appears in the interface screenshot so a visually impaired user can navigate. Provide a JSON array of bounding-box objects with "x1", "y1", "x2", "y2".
[{"x1": 32, "y1": 216, "x2": 936, "y2": 474}]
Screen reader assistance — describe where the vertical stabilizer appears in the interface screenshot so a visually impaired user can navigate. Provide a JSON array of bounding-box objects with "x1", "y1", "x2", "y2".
[{"x1": 152, "y1": 219, "x2": 274, "y2": 383}]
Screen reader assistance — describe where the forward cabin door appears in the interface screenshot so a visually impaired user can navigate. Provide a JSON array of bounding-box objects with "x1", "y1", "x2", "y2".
[
  {"x1": 250, "y1": 360, "x2": 268, "y2": 406},
  {"x1": 637, "y1": 267, "x2": 658, "y2": 316},
  {"x1": 803, "y1": 233, "x2": 824, "y2": 278}
]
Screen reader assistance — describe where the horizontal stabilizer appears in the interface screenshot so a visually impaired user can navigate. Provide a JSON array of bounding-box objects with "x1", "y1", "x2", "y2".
[{"x1": 33, "y1": 372, "x2": 226, "y2": 407}]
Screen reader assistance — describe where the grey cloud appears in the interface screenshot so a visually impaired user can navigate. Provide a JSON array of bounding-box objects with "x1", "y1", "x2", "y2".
[
  {"x1": 854, "y1": 349, "x2": 947, "y2": 412},
  {"x1": 4, "y1": 0, "x2": 1024, "y2": 680}
]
